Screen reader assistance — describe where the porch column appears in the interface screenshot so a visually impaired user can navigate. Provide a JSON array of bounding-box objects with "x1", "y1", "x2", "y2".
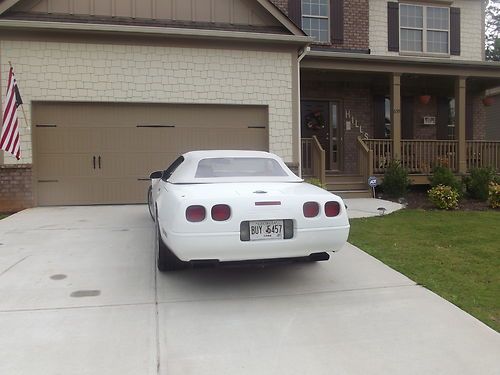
[
  {"x1": 390, "y1": 73, "x2": 402, "y2": 160},
  {"x1": 455, "y1": 76, "x2": 467, "y2": 173}
]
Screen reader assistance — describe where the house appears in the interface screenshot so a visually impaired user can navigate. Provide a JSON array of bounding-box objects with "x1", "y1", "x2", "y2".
[{"x1": 0, "y1": 0, "x2": 499, "y2": 211}]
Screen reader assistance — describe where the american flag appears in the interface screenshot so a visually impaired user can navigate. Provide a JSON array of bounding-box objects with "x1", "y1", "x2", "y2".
[{"x1": 1, "y1": 67, "x2": 23, "y2": 160}]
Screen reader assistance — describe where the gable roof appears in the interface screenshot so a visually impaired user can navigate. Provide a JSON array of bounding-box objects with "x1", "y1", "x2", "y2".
[{"x1": 0, "y1": 0, "x2": 306, "y2": 37}]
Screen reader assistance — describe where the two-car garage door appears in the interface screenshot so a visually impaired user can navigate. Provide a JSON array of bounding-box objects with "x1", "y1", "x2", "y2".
[{"x1": 34, "y1": 102, "x2": 268, "y2": 206}]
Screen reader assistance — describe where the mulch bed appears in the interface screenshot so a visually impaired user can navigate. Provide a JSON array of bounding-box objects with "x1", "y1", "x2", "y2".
[{"x1": 378, "y1": 185, "x2": 492, "y2": 211}]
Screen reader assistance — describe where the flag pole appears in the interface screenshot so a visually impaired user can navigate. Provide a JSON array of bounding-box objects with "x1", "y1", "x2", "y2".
[{"x1": 7, "y1": 61, "x2": 29, "y2": 151}]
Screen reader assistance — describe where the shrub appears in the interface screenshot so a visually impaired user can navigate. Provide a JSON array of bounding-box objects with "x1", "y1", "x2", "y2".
[
  {"x1": 489, "y1": 182, "x2": 500, "y2": 209},
  {"x1": 465, "y1": 167, "x2": 496, "y2": 201},
  {"x1": 382, "y1": 160, "x2": 411, "y2": 198},
  {"x1": 428, "y1": 185, "x2": 459, "y2": 210},
  {"x1": 305, "y1": 177, "x2": 326, "y2": 189},
  {"x1": 429, "y1": 165, "x2": 462, "y2": 194}
]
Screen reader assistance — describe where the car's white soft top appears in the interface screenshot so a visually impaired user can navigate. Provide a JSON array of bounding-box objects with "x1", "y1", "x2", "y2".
[{"x1": 168, "y1": 150, "x2": 303, "y2": 184}]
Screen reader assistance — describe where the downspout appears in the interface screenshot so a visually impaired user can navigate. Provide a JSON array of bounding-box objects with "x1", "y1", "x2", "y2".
[{"x1": 296, "y1": 46, "x2": 310, "y2": 178}]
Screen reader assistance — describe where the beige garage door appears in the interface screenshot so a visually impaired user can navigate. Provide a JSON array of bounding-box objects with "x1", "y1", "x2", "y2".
[{"x1": 34, "y1": 102, "x2": 268, "y2": 205}]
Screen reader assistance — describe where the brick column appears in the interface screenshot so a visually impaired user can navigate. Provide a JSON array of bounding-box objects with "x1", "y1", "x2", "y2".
[
  {"x1": 455, "y1": 76, "x2": 467, "y2": 174},
  {"x1": 391, "y1": 73, "x2": 402, "y2": 160}
]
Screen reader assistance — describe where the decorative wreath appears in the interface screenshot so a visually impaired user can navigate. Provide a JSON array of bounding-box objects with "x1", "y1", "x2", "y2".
[{"x1": 305, "y1": 110, "x2": 326, "y2": 131}]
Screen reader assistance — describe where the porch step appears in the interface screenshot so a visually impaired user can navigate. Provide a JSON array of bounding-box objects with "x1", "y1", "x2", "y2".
[{"x1": 324, "y1": 174, "x2": 371, "y2": 199}]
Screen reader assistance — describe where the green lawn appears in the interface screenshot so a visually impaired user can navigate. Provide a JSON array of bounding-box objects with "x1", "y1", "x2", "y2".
[{"x1": 348, "y1": 210, "x2": 500, "y2": 332}]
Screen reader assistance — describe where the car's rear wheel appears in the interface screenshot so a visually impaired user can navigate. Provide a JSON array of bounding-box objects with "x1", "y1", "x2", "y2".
[
  {"x1": 147, "y1": 186, "x2": 155, "y2": 221},
  {"x1": 155, "y1": 219, "x2": 187, "y2": 272}
]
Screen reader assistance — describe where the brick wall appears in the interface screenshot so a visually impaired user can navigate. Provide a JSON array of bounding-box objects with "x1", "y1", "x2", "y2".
[
  {"x1": 301, "y1": 80, "x2": 373, "y2": 174},
  {"x1": 270, "y1": 0, "x2": 369, "y2": 52},
  {"x1": 0, "y1": 165, "x2": 34, "y2": 212},
  {"x1": 472, "y1": 94, "x2": 486, "y2": 140},
  {"x1": 331, "y1": 0, "x2": 369, "y2": 51},
  {"x1": 414, "y1": 98, "x2": 438, "y2": 140},
  {"x1": 270, "y1": 0, "x2": 288, "y2": 15}
]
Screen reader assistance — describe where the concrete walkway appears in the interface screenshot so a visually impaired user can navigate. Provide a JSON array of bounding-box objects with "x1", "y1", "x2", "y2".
[
  {"x1": 0, "y1": 205, "x2": 499, "y2": 375},
  {"x1": 344, "y1": 198, "x2": 404, "y2": 218}
]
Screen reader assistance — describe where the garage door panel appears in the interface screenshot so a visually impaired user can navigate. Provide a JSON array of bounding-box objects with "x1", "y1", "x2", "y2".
[
  {"x1": 37, "y1": 179, "x2": 104, "y2": 206},
  {"x1": 34, "y1": 102, "x2": 269, "y2": 206},
  {"x1": 37, "y1": 154, "x2": 96, "y2": 180},
  {"x1": 101, "y1": 179, "x2": 150, "y2": 204}
]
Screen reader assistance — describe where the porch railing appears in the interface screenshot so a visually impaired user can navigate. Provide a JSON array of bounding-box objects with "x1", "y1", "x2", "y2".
[
  {"x1": 364, "y1": 139, "x2": 392, "y2": 174},
  {"x1": 364, "y1": 139, "x2": 500, "y2": 174},
  {"x1": 467, "y1": 141, "x2": 500, "y2": 171},
  {"x1": 357, "y1": 137, "x2": 373, "y2": 182},
  {"x1": 401, "y1": 140, "x2": 458, "y2": 173},
  {"x1": 301, "y1": 136, "x2": 325, "y2": 185}
]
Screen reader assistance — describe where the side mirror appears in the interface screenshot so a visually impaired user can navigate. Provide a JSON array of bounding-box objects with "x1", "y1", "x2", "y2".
[{"x1": 149, "y1": 171, "x2": 163, "y2": 179}]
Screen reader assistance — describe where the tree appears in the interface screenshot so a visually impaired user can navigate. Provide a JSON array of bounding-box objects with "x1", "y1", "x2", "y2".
[{"x1": 485, "y1": 0, "x2": 500, "y2": 61}]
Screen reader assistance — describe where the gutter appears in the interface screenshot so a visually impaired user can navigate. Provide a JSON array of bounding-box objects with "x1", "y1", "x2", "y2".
[
  {"x1": 0, "y1": 19, "x2": 312, "y2": 45},
  {"x1": 296, "y1": 47, "x2": 310, "y2": 178},
  {"x1": 306, "y1": 50, "x2": 500, "y2": 70}
]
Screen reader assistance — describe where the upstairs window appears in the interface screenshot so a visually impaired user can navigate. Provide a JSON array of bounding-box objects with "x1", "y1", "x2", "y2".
[
  {"x1": 301, "y1": 0, "x2": 330, "y2": 43},
  {"x1": 400, "y1": 4, "x2": 449, "y2": 54}
]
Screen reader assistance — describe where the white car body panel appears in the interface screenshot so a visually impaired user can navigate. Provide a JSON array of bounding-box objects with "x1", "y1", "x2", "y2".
[{"x1": 151, "y1": 151, "x2": 350, "y2": 263}]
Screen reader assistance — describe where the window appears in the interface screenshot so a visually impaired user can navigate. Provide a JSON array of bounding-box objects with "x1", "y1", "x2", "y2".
[
  {"x1": 302, "y1": 0, "x2": 329, "y2": 43},
  {"x1": 195, "y1": 158, "x2": 288, "y2": 178},
  {"x1": 400, "y1": 4, "x2": 449, "y2": 54}
]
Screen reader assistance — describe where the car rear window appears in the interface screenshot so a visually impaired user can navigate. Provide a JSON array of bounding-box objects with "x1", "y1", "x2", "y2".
[{"x1": 195, "y1": 157, "x2": 288, "y2": 178}]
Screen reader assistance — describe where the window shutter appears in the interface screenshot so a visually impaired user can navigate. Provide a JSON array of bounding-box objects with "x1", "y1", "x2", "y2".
[
  {"x1": 373, "y1": 96, "x2": 386, "y2": 139},
  {"x1": 450, "y1": 7, "x2": 461, "y2": 56},
  {"x1": 387, "y1": 2, "x2": 399, "y2": 52},
  {"x1": 331, "y1": 0, "x2": 344, "y2": 43},
  {"x1": 288, "y1": 0, "x2": 302, "y2": 27},
  {"x1": 436, "y1": 97, "x2": 449, "y2": 140}
]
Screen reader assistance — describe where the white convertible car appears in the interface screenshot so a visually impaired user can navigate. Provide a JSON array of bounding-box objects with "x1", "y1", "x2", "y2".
[{"x1": 148, "y1": 150, "x2": 350, "y2": 271}]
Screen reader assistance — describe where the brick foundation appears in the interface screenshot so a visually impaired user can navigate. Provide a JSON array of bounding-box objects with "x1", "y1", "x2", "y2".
[{"x1": 0, "y1": 165, "x2": 34, "y2": 213}]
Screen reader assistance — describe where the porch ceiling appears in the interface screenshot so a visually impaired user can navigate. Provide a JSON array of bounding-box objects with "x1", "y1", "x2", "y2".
[{"x1": 302, "y1": 51, "x2": 500, "y2": 81}]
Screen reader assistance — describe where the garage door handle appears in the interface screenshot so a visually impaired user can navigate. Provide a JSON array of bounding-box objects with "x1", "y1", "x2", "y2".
[
  {"x1": 98, "y1": 156, "x2": 102, "y2": 169},
  {"x1": 93, "y1": 156, "x2": 96, "y2": 169}
]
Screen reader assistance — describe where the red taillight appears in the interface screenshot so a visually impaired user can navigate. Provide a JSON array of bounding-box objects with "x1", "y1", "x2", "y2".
[
  {"x1": 211, "y1": 204, "x2": 231, "y2": 221},
  {"x1": 303, "y1": 201, "x2": 320, "y2": 218},
  {"x1": 325, "y1": 201, "x2": 341, "y2": 217},
  {"x1": 186, "y1": 205, "x2": 206, "y2": 222}
]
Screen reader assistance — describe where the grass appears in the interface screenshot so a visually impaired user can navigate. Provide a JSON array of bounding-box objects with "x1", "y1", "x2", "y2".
[
  {"x1": 0, "y1": 214, "x2": 8, "y2": 220},
  {"x1": 348, "y1": 209, "x2": 500, "y2": 332}
]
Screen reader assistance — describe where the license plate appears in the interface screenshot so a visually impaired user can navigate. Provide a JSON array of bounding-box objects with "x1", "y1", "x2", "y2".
[{"x1": 249, "y1": 220, "x2": 284, "y2": 241}]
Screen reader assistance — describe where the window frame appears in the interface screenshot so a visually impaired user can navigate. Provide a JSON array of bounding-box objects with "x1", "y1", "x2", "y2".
[
  {"x1": 301, "y1": 0, "x2": 331, "y2": 44},
  {"x1": 399, "y1": 3, "x2": 450, "y2": 56}
]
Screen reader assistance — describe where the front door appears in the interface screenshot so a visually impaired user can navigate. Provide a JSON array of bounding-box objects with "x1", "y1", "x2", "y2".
[
  {"x1": 301, "y1": 100, "x2": 342, "y2": 171},
  {"x1": 329, "y1": 102, "x2": 342, "y2": 171}
]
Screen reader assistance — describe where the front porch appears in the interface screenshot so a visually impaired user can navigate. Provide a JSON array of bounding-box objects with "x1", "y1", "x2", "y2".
[
  {"x1": 302, "y1": 136, "x2": 500, "y2": 196},
  {"x1": 299, "y1": 53, "x2": 500, "y2": 194}
]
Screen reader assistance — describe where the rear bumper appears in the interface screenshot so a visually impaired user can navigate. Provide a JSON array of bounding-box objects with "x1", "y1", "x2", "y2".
[{"x1": 161, "y1": 225, "x2": 350, "y2": 262}]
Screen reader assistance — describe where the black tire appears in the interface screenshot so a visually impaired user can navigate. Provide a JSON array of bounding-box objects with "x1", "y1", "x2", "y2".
[
  {"x1": 155, "y1": 219, "x2": 187, "y2": 272},
  {"x1": 147, "y1": 186, "x2": 155, "y2": 221}
]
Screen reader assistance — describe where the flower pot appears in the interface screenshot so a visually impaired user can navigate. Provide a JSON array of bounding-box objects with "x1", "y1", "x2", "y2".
[
  {"x1": 418, "y1": 95, "x2": 431, "y2": 105},
  {"x1": 482, "y1": 96, "x2": 494, "y2": 106}
]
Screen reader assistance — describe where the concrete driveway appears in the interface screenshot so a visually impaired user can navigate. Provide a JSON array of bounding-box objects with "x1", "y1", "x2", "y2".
[{"x1": 0, "y1": 206, "x2": 499, "y2": 375}]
